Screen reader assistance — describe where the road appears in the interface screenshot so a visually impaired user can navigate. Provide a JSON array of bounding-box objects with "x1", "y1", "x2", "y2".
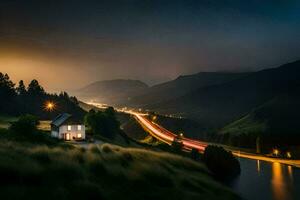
[
  {"x1": 133, "y1": 113, "x2": 207, "y2": 152},
  {"x1": 86, "y1": 102, "x2": 300, "y2": 168},
  {"x1": 132, "y1": 112, "x2": 300, "y2": 168}
]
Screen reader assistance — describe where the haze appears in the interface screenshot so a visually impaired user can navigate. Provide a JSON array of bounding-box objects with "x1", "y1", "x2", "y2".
[{"x1": 1, "y1": 0, "x2": 300, "y2": 91}]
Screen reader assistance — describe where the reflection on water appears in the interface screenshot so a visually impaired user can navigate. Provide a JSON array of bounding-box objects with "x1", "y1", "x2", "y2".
[
  {"x1": 232, "y1": 159, "x2": 300, "y2": 200},
  {"x1": 257, "y1": 160, "x2": 261, "y2": 172},
  {"x1": 271, "y1": 162, "x2": 293, "y2": 200},
  {"x1": 288, "y1": 165, "x2": 293, "y2": 181}
]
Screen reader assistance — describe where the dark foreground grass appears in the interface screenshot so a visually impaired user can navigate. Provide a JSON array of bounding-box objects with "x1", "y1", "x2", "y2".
[{"x1": 0, "y1": 140, "x2": 239, "y2": 200}]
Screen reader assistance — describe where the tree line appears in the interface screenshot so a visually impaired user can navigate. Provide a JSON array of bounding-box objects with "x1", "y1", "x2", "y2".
[{"x1": 0, "y1": 72, "x2": 85, "y2": 119}]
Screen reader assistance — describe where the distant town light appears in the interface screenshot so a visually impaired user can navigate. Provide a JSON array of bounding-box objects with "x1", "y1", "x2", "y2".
[{"x1": 287, "y1": 152, "x2": 292, "y2": 158}]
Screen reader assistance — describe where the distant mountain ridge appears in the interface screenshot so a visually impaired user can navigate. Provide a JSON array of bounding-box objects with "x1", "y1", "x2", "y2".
[
  {"x1": 129, "y1": 72, "x2": 251, "y2": 106},
  {"x1": 146, "y1": 60, "x2": 300, "y2": 129},
  {"x1": 75, "y1": 60, "x2": 300, "y2": 141}
]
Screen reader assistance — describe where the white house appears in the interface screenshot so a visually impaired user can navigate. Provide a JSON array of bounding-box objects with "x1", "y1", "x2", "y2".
[{"x1": 51, "y1": 113, "x2": 85, "y2": 141}]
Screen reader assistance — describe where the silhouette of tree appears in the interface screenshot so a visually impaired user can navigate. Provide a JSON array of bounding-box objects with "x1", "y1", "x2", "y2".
[
  {"x1": 16, "y1": 80, "x2": 27, "y2": 95},
  {"x1": 27, "y1": 79, "x2": 45, "y2": 96},
  {"x1": 85, "y1": 107, "x2": 120, "y2": 139},
  {"x1": 0, "y1": 73, "x2": 16, "y2": 114}
]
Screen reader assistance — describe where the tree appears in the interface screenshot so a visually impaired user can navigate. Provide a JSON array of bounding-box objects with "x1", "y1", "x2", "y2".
[
  {"x1": 0, "y1": 73, "x2": 15, "y2": 88},
  {"x1": 202, "y1": 145, "x2": 241, "y2": 179},
  {"x1": 0, "y1": 73, "x2": 15, "y2": 94},
  {"x1": 0, "y1": 73, "x2": 16, "y2": 114},
  {"x1": 171, "y1": 138, "x2": 183, "y2": 153},
  {"x1": 85, "y1": 108, "x2": 121, "y2": 139},
  {"x1": 190, "y1": 148, "x2": 201, "y2": 161},
  {"x1": 27, "y1": 79, "x2": 45, "y2": 96},
  {"x1": 16, "y1": 80, "x2": 27, "y2": 95},
  {"x1": 9, "y1": 114, "x2": 40, "y2": 135}
]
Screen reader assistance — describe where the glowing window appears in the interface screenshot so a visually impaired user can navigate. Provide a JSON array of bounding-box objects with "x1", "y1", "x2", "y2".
[
  {"x1": 78, "y1": 125, "x2": 82, "y2": 131},
  {"x1": 77, "y1": 133, "x2": 82, "y2": 138},
  {"x1": 67, "y1": 125, "x2": 71, "y2": 131}
]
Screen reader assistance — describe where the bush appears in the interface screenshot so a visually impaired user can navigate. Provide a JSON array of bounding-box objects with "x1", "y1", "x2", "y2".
[
  {"x1": 190, "y1": 148, "x2": 201, "y2": 161},
  {"x1": 171, "y1": 140, "x2": 183, "y2": 153},
  {"x1": 202, "y1": 145, "x2": 241, "y2": 179},
  {"x1": 9, "y1": 114, "x2": 39, "y2": 135}
]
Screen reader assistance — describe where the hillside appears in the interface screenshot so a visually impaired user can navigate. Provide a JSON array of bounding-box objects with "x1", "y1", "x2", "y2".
[
  {"x1": 147, "y1": 60, "x2": 300, "y2": 129},
  {"x1": 0, "y1": 138, "x2": 239, "y2": 200},
  {"x1": 129, "y1": 72, "x2": 251, "y2": 106},
  {"x1": 76, "y1": 79, "x2": 148, "y2": 105},
  {"x1": 220, "y1": 86, "x2": 300, "y2": 144}
]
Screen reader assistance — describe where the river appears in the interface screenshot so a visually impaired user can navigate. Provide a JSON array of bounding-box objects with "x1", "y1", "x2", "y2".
[{"x1": 230, "y1": 158, "x2": 300, "y2": 200}]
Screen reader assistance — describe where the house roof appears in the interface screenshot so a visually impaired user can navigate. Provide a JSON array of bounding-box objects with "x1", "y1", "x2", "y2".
[{"x1": 51, "y1": 113, "x2": 72, "y2": 127}]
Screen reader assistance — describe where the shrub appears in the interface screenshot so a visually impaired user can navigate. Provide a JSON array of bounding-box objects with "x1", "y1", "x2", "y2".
[
  {"x1": 9, "y1": 114, "x2": 39, "y2": 135},
  {"x1": 190, "y1": 148, "x2": 201, "y2": 161},
  {"x1": 202, "y1": 145, "x2": 241, "y2": 179},
  {"x1": 171, "y1": 140, "x2": 183, "y2": 153},
  {"x1": 101, "y1": 144, "x2": 113, "y2": 153}
]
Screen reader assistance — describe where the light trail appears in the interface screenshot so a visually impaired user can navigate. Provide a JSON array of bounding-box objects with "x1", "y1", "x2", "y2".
[
  {"x1": 132, "y1": 112, "x2": 300, "y2": 167},
  {"x1": 133, "y1": 112, "x2": 207, "y2": 152},
  {"x1": 86, "y1": 102, "x2": 300, "y2": 168}
]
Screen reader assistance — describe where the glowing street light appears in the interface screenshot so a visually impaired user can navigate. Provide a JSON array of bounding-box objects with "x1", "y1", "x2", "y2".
[
  {"x1": 273, "y1": 149, "x2": 279, "y2": 157},
  {"x1": 286, "y1": 152, "x2": 292, "y2": 159},
  {"x1": 179, "y1": 132, "x2": 184, "y2": 139},
  {"x1": 44, "y1": 101, "x2": 55, "y2": 112},
  {"x1": 152, "y1": 116, "x2": 157, "y2": 121}
]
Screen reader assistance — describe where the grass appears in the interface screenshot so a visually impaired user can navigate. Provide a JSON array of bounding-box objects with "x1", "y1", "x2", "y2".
[
  {"x1": 220, "y1": 114, "x2": 266, "y2": 136},
  {"x1": 0, "y1": 115, "x2": 17, "y2": 129},
  {"x1": 0, "y1": 116, "x2": 51, "y2": 131},
  {"x1": 0, "y1": 139, "x2": 239, "y2": 200}
]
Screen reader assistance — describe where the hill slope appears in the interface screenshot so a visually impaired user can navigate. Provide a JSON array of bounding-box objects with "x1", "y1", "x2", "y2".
[
  {"x1": 129, "y1": 72, "x2": 250, "y2": 106},
  {"x1": 221, "y1": 86, "x2": 300, "y2": 138},
  {"x1": 147, "y1": 60, "x2": 300, "y2": 129},
  {"x1": 0, "y1": 140, "x2": 239, "y2": 200}
]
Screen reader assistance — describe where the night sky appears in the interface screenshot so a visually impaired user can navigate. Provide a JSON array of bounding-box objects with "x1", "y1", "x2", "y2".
[{"x1": 1, "y1": 0, "x2": 300, "y2": 91}]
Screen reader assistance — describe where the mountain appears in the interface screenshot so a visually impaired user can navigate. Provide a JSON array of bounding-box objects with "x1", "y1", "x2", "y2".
[
  {"x1": 146, "y1": 60, "x2": 300, "y2": 129},
  {"x1": 129, "y1": 72, "x2": 251, "y2": 106},
  {"x1": 76, "y1": 79, "x2": 148, "y2": 105}
]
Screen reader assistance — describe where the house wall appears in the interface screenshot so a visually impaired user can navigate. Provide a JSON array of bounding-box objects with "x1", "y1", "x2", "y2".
[
  {"x1": 58, "y1": 124, "x2": 86, "y2": 140},
  {"x1": 51, "y1": 130, "x2": 59, "y2": 138}
]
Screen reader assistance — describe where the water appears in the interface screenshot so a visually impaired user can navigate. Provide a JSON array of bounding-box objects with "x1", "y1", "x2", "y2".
[{"x1": 230, "y1": 158, "x2": 300, "y2": 200}]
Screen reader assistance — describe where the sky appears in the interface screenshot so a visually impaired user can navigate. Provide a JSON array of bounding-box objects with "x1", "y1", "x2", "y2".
[{"x1": 1, "y1": 0, "x2": 300, "y2": 92}]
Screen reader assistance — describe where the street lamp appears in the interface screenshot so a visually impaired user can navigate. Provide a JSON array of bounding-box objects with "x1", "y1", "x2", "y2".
[
  {"x1": 179, "y1": 132, "x2": 184, "y2": 139},
  {"x1": 44, "y1": 101, "x2": 56, "y2": 112},
  {"x1": 273, "y1": 149, "x2": 279, "y2": 157}
]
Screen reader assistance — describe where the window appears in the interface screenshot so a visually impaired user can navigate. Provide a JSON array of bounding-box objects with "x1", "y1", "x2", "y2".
[
  {"x1": 67, "y1": 125, "x2": 71, "y2": 131},
  {"x1": 78, "y1": 125, "x2": 82, "y2": 131},
  {"x1": 77, "y1": 133, "x2": 82, "y2": 138}
]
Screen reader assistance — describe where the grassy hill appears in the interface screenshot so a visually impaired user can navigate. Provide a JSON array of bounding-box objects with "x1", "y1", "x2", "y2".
[
  {"x1": 220, "y1": 86, "x2": 300, "y2": 147},
  {"x1": 0, "y1": 115, "x2": 17, "y2": 129},
  {"x1": 220, "y1": 114, "x2": 266, "y2": 137},
  {"x1": 0, "y1": 138, "x2": 239, "y2": 200}
]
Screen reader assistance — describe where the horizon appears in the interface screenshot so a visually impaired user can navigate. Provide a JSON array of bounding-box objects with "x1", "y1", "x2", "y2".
[{"x1": 2, "y1": 58, "x2": 299, "y2": 93}]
